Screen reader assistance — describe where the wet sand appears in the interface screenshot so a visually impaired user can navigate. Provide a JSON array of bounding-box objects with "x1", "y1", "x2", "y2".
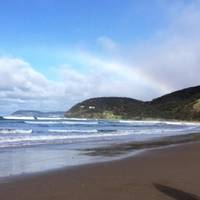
[{"x1": 1, "y1": 141, "x2": 200, "y2": 200}]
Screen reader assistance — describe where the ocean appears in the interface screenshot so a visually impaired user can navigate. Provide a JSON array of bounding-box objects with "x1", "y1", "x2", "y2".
[{"x1": 0, "y1": 117, "x2": 200, "y2": 178}]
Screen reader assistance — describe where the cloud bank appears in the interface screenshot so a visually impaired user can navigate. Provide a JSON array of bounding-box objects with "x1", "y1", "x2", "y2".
[{"x1": 0, "y1": 57, "x2": 66, "y2": 114}]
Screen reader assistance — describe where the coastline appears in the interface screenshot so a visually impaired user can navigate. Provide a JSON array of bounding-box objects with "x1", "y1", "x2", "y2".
[
  {"x1": 82, "y1": 131, "x2": 200, "y2": 156},
  {"x1": 0, "y1": 131, "x2": 200, "y2": 180},
  {"x1": 1, "y1": 141, "x2": 200, "y2": 199}
]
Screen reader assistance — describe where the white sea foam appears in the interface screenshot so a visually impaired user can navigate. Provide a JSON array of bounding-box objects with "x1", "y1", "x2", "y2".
[
  {"x1": 3, "y1": 116, "x2": 35, "y2": 120},
  {"x1": 25, "y1": 121, "x2": 98, "y2": 125},
  {"x1": 119, "y1": 120, "x2": 163, "y2": 124},
  {"x1": 164, "y1": 121, "x2": 200, "y2": 126},
  {"x1": 48, "y1": 129, "x2": 98, "y2": 133},
  {"x1": 0, "y1": 129, "x2": 32, "y2": 134},
  {"x1": 0, "y1": 131, "x2": 132, "y2": 144},
  {"x1": 119, "y1": 119, "x2": 200, "y2": 126},
  {"x1": 64, "y1": 118, "x2": 92, "y2": 121},
  {"x1": 36, "y1": 117, "x2": 65, "y2": 120},
  {"x1": 1, "y1": 118, "x2": 200, "y2": 149}
]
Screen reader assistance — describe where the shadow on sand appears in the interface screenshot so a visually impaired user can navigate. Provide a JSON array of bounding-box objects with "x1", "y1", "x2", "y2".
[{"x1": 154, "y1": 183, "x2": 200, "y2": 200}]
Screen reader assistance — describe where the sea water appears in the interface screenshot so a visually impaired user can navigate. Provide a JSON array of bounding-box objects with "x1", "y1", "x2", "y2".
[{"x1": 0, "y1": 117, "x2": 200, "y2": 178}]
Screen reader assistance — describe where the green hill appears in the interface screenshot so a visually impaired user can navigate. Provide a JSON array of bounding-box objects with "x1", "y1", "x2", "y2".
[
  {"x1": 65, "y1": 86, "x2": 200, "y2": 121},
  {"x1": 150, "y1": 86, "x2": 200, "y2": 120},
  {"x1": 65, "y1": 97, "x2": 147, "y2": 119}
]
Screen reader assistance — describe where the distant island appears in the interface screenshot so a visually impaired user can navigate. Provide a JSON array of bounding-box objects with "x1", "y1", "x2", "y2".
[{"x1": 65, "y1": 86, "x2": 200, "y2": 121}]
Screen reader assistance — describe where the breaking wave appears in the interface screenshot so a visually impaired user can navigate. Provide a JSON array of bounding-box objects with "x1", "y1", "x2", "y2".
[
  {"x1": 0, "y1": 129, "x2": 32, "y2": 134},
  {"x1": 119, "y1": 119, "x2": 200, "y2": 126},
  {"x1": 25, "y1": 121, "x2": 98, "y2": 125},
  {"x1": 48, "y1": 129, "x2": 98, "y2": 133}
]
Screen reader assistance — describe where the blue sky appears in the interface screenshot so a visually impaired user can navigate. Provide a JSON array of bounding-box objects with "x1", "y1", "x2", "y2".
[
  {"x1": 2, "y1": 1, "x2": 180, "y2": 65},
  {"x1": 0, "y1": 0, "x2": 170, "y2": 70},
  {"x1": 0, "y1": 0, "x2": 200, "y2": 114}
]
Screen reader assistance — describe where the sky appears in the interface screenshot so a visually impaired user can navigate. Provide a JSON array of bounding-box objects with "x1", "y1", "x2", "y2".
[{"x1": 0, "y1": 0, "x2": 200, "y2": 114}]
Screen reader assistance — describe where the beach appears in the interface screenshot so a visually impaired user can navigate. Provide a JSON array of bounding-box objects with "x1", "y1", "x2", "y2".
[
  {"x1": 1, "y1": 0, "x2": 200, "y2": 199},
  {"x1": 0, "y1": 141, "x2": 200, "y2": 200}
]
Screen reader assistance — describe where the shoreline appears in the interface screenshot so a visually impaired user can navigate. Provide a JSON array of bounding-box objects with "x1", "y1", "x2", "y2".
[
  {"x1": 0, "y1": 147, "x2": 146, "y2": 184},
  {"x1": 82, "y1": 131, "x2": 200, "y2": 156},
  {"x1": 0, "y1": 141, "x2": 192, "y2": 179},
  {"x1": 0, "y1": 139, "x2": 197, "y2": 181},
  {"x1": 0, "y1": 131, "x2": 200, "y2": 181},
  {"x1": 1, "y1": 141, "x2": 200, "y2": 199}
]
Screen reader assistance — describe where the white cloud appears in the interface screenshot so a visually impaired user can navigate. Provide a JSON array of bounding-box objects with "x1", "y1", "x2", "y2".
[
  {"x1": 0, "y1": 57, "x2": 67, "y2": 114},
  {"x1": 58, "y1": 52, "x2": 164, "y2": 102},
  {"x1": 0, "y1": 58, "x2": 50, "y2": 97}
]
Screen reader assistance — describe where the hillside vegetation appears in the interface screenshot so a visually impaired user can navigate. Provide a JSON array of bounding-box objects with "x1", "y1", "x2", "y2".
[{"x1": 65, "y1": 86, "x2": 200, "y2": 121}]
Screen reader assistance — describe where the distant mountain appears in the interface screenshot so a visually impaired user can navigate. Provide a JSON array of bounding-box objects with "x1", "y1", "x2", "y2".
[
  {"x1": 65, "y1": 86, "x2": 200, "y2": 121},
  {"x1": 12, "y1": 110, "x2": 65, "y2": 117}
]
